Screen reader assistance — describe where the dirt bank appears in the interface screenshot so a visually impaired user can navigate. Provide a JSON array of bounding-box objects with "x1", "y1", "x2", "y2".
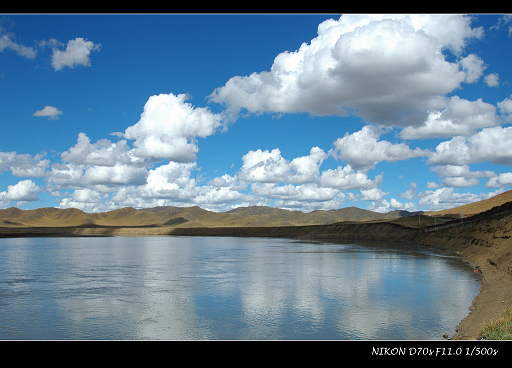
[
  {"x1": 413, "y1": 214, "x2": 512, "y2": 340},
  {"x1": 1, "y1": 208, "x2": 511, "y2": 340}
]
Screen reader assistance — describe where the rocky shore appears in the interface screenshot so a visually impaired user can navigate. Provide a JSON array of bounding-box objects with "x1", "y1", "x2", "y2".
[{"x1": 1, "y1": 203, "x2": 511, "y2": 340}]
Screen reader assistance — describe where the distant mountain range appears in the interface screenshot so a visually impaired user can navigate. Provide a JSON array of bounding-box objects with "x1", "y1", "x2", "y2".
[
  {"x1": 0, "y1": 204, "x2": 420, "y2": 228},
  {"x1": 1, "y1": 188, "x2": 510, "y2": 229}
]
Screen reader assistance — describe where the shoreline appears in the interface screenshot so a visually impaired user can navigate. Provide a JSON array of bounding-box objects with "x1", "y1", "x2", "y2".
[{"x1": 1, "y1": 214, "x2": 511, "y2": 340}]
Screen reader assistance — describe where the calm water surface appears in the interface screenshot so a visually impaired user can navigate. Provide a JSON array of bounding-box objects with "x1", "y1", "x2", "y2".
[{"x1": 0, "y1": 236, "x2": 480, "y2": 340}]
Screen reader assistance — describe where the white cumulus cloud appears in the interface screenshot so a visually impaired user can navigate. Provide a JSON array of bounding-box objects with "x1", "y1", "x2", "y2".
[
  {"x1": 124, "y1": 93, "x2": 224, "y2": 163},
  {"x1": 0, "y1": 151, "x2": 50, "y2": 178},
  {"x1": 0, "y1": 32, "x2": 37, "y2": 58},
  {"x1": 61, "y1": 132, "x2": 146, "y2": 167},
  {"x1": 238, "y1": 148, "x2": 292, "y2": 183},
  {"x1": 33, "y1": 106, "x2": 63, "y2": 120},
  {"x1": 459, "y1": 53, "x2": 485, "y2": 83},
  {"x1": 209, "y1": 14, "x2": 482, "y2": 127},
  {"x1": 319, "y1": 165, "x2": 383, "y2": 191},
  {"x1": 361, "y1": 187, "x2": 390, "y2": 202},
  {"x1": 400, "y1": 96, "x2": 499, "y2": 139},
  {"x1": 417, "y1": 187, "x2": 504, "y2": 211},
  {"x1": 10, "y1": 153, "x2": 50, "y2": 178},
  {"x1": 82, "y1": 164, "x2": 148, "y2": 186},
  {"x1": 250, "y1": 182, "x2": 338, "y2": 202},
  {"x1": 51, "y1": 37, "x2": 101, "y2": 71},
  {"x1": 484, "y1": 73, "x2": 499, "y2": 87},
  {"x1": 428, "y1": 126, "x2": 512, "y2": 166},
  {"x1": 486, "y1": 172, "x2": 512, "y2": 188},
  {"x1": 497, "y1": 95, "x2": 512, "y2": 123},
  {"x1": 331, "y1": 125, "x2": 428, "y2": 169},
  {"x1": 0, "y1": 179, "x2": 41, "y2": 203},
  {"x1": 238, "y1": 147, "x2": 328, "y2": 184}
]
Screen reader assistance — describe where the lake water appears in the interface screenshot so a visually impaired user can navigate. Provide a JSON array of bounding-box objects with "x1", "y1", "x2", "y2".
[{"x1": 0, "y1": 236, "x2": 480, "y2": 340}]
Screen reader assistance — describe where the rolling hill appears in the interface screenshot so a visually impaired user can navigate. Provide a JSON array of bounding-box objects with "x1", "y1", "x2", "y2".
[
  {"x1": 0, "y1": 189, "x2": 510, "y2": 229},
  {"x1": 427, "y1": 189, "x2": 512, "y2": 217},
  {"x1": 0, "y1": 204, "x2": 410, "y2": 228}
]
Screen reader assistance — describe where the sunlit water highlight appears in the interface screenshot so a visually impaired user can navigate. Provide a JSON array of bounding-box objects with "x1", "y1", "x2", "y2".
[{"x1": 0, "y1": 236, "x2": 480, "y2": 340}]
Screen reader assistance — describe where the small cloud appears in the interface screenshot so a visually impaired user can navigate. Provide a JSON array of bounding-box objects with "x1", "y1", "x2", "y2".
[
  {"x1": 0, "y1": 33, "x2": 37, "y2": 59},
  {"x1": 37, "y1": 38, "x2": 61, "y2": 48},
  {"x1": 33, "y1": 106, "x2": 63, "y2": 120},
  {"x1": 459, "y1": 54, "x2": 485, "y2": 84},
  {"x1": 427, "y1": 182, "x2": 440, "y2": 189},
  {"x1": 484, "y1": 73, "x2": 499, "y2": 87},
  {"x1": 51, "y1": 37, "x2": 101, "y2": 71}
]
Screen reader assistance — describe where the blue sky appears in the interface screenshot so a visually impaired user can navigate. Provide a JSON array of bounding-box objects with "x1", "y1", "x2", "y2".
[{"x1": 1, "y1": 13, "x2": 512, "y2": 213}]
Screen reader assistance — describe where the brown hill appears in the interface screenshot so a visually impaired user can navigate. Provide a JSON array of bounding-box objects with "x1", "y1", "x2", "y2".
[
  {"x1": 1, "y1": 189, "x2": 510, "y2": 229},
  {"x1": 0, "y1": 204, "x2": 401, "y2": 228},
  {"x1": 427, "y1": 189, "x2": 512, "y2": 217},
  {"x1": 0, "y1": 207, "x2": 91, "y2": 227}
]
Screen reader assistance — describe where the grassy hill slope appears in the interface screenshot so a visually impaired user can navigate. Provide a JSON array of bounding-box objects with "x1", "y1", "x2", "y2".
[
  {"x1": 0, "y1": 204, "x2": 405, "y2": 228},
  {"x1": 427, "y1": 189, "x2": 512, "y2": 217},
  {"x1": 1, "y1": 189, "x2": 510, "y2": 229}
]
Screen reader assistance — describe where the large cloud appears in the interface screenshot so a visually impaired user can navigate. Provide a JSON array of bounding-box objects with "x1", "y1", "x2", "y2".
[
  {"x1": 486, "y1": 172, "x2": 512, "y2": 188},
  {"x1": 428, "y1": 126, "x2": 512, "y2": 166},
  {"x1": 104, "y1": 161, "x2": 257, "y2": 211},
  {"x1": 58, "y1": 188, "x2": 108, "y2": 212},
  {"x1": 0, "y1": 151, "x2": 49, "y2": 177},
  {"x1": 10, "y1": 153, "x2": 50, "y2": 178},
  {"x1": 331, "y1": 125, "x2": 429, "y2": 169},
  {"x1": 49, "y1": 133, "x2": 150, "y2": 191},
  {"x1": 124, "y1": 93, "x2": 224, "y2": 163},
  {"x1": 431, "y1": 165, "x2": 495, "y2": 188},
  {"x1": 250, "y1": 182, "x2": 338, "y2": 202},
  {"x1": 209, "y1": 14, "x2": 482, "y2": 126},
  {"x1": 289, "y1": 147, "x2": 329, "y2": 183},
  {"x1": 319, "y1": 165, "x2": 383, "y2": 191},
  {"x1": 140, "y1": 161, "x2": 199, "y2": 200},
  {"x1": 400, "y1": 96, "x2": 499, "y2": 139},
  {"x1": 0, "y1": 179, "x2": 41, "y2": 203},
  {"x1": 417, "y1": 187, "x2": 504, "y2": 211},
  {"x1": 61, "y1": 132, "x2": 146, "y2": 167},
  {"x1": 46, "y1": 161, "x2": 147, "y2": 191},
  {"x1": 238, "y1": 149, "x2": 291, "y2": 183},
  {"x1": 82, "y1": 164, "x2": 148, "y2": 186},
  {"x1": 238, "y1": 147, "x2": 327, "y2": 184},
  {"x1": 0, "y1": 151, "x2": 17, "y2": 173}
]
